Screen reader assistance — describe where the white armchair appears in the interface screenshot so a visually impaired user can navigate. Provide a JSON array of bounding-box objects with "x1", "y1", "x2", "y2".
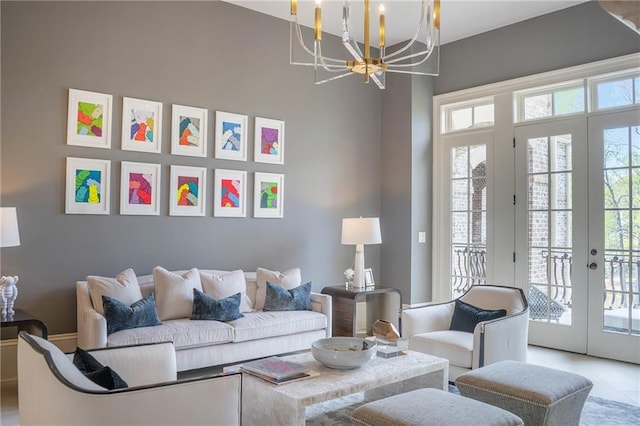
[
  {"x1": 17, "y1": 332, "x2": 241, "y2": 425},
  {"x1": 401, "y1": 285, "x2": 529, "y2": 381}
]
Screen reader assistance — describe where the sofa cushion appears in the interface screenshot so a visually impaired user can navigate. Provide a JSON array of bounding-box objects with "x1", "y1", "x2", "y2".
[
  {"x1": 102, "y1": 293, "x2": 162, "y2": 334},
  {"x1": 409, "y1": 330, "x2": 473, "y2": 369},
  {"x1": 450, "y1": 299, "x2": 506, "y2": 333},
  {"x1": 191, "y1": 288, "x2": 244, "y2": 322},
  {"x1": 200, "y1": 270, "x2": 252, "y2": 313},
  {"x1": 263, "y1": 282, "x2": 311, "y2": 311},
  {"x1": 87, "y1": 268, "x2": 142, "y2": 316},
  {"x1": 230, "y1": 310, "x2": 327, "y2": 343},
  {"x1": 107, "y1": 318, "x2": 234, "y2": 350},
  {"x1": 153, "y1": 267, "x2": 202, "y2": 321},
  {"x1": 255, "y1": 267, "x2": 301, "y2": 310}
]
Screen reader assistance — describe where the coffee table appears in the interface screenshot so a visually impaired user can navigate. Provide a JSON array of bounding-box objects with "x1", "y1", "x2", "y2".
[{"x1": 241, "y1": 350, "x2": 448, "y2": 426}]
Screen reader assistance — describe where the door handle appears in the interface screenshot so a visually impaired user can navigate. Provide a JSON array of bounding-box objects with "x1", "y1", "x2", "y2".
[{"x1": 589, "y1": 262, "x2": 597, "y2": 270}]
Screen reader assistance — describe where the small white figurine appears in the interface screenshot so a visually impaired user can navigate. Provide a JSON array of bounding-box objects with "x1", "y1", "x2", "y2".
[{"x1": 0, "y1": 275, "x2": 19, "y2": 316}]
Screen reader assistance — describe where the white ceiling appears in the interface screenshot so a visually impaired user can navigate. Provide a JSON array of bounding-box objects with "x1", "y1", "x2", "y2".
[{"x1": 224, "y1": 0, "x2": 590, "y2": 45}]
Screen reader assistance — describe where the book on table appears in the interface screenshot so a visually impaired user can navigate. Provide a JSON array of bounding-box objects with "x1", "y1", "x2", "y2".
[{"x1": 240, "y1": 356, "x2": 311, "y2": 383}]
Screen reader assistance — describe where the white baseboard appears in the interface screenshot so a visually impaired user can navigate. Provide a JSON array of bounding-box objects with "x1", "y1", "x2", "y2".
[{"x1": 0, "y1": 333, "x2": 77, "y2": 384}]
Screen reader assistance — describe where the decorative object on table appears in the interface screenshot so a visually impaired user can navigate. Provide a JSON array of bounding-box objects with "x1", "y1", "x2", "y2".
[
  {"x1": 215, "y1": 111, "x2": 248, "y2": 161},
  {"x1": 364, "y1": 268, "x2": 375, "y2": 287},
  {"x1": 241, "y1": 356, "x2": 310, "y2": 384},
  {"x1": 254, "y1": 117, "x2": 285, "y2": 165},
  {"x1": 120, "y1": 161, "x2": 161, "y2": 216},
  {"x1": 311, "y1": 337, "x2": 377, "y2": 369},
  {"x1": 169, "y1": 165, "x2": 207, "y2": 216},
  {"x1": 66, "y1": 88, "x2": 113, "y2": 149},
  {"x1": 0, "y1": 207, "x2": 20, "y2": 318},
  {"x1": 289, "y1": 0, "x2": 440, "y2": 89},
  {"x1": 171, "y1": 104, "x2": 208, "y2": 157},
  {"x1": 254, "y1": 172, "x2": 285, "y2": 218},
  {"x1": 341, "y1": 217, "x2": 382, "y2": 289},
  {"x1": 121, "y1": 97, "x2": 162, "y2": 153},
  {"x1": 344, "y1": 268, "x2": 355, "y2": 287},
  {"x1": 372, "y1": 319, "x2": 400, "y2": 342},
  {"x1": 65, "y1": 157, "x2": 111, "y2": 215},
  {"x1": 213, "y1": 169, "x2": 247, "y2": 217},
  {"x1": 0, "y1": 276, "x2": 19, "y2": 317}
]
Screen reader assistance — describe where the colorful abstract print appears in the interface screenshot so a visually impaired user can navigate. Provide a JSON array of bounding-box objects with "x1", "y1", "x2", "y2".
[
  {"x1": 176, "y1": 176, "x2": 199, "y2": 206},
  {"x1": 128, "y1": 172, "x2": 153, "y2": 205},
  {"x1": 179, "y1": 115, "x2": 201, "y2": 147},
  {"x1": 260, "y1": 181, "x2": 278, "y2": 209},
  {"x1": 76, "y1": 102, "x2": 103, "y2": 137},
  {"x1": 261, "y1": 127, "x2": 279, "y2": 155},
  {"x1": 221, "y1": 121, "x2": 242, "y2": 151},
  {"x1": 220, "y1": 179, "x2": 240, "y2": 208},
  {"x1": 75, "y1": 169, "x2": 101, "y2": 204},
  {"x1": 130, "y1": 109, "x2": 155, "y2": 143}
]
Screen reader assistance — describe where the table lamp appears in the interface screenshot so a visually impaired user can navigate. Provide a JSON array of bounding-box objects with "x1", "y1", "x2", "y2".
[
  {"x1": 1, "y1": 207, "x2": 21, "y2": 316},
  {"x1": 341, "y1": 217, "x2": 382, "y2": 288}
]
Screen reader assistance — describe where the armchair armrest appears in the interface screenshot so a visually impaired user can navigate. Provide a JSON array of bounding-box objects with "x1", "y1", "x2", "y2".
[
  {"x1": 472, "y1": 309, "x2": 529, "y2": 369},
  {"x1": 401, "y1": 301, "x2": 455, "y2": 338},
  {"x1": 310, "y1": 292, "x2": 332, "y2": 337},
  {"x1": 76, "y1": 281, "x2": 108, "y2": 349}
]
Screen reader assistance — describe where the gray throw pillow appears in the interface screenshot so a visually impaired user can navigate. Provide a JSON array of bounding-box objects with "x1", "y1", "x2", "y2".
[
  {"x1": 191, "y1": 288, "x2": 244, "y2": 321},
  {"x1": 263, "y1": 281, "x2": 312, "y2": 311},
  {"x1": 102, "y1": 293, "x2": 162, "y2": 335}
]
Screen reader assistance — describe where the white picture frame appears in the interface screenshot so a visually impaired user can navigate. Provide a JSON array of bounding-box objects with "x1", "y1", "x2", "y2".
[
  {"x1": 121, "y1": 97, "x2": 163, "y2": 153},
  {"x1": 213, "y1": 169, "x2": 247, "y2": 218},
  {"x1": 171, "y1": 104, "x2": 208, "y2": 157},
  {"x1": 67, "y1": 89, "x2": 113, "y2": 148},
  {"x1": 254, "y1": 172, "x2": 284, "y2": 218},
  {"x1": 254, "y1": 117, "x2": 285, "y2": 165},
  {"x1": 169, "y1": 165, "x2": 206, "y2": 216},
  {"x1": 65, "y1": 157, "x2": 111, "y2": 215},
  {"x1": 364, "y1": 268, "x2": 375, "y2": 287},
  {"x1": 120, "y1": 161, "x2": 161, "y2": 216},
  {"x1": 215, "y1": 111, "x2": 248, "y2": 161}
]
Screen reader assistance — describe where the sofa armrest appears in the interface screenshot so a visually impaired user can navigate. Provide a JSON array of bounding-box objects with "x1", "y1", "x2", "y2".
[
  {"x1": 310, "y1": 292, "x2": 332, "y2": 337},
  {"x1": 76, "y1": 281, "x2": 108, "y2": 349},
  {"x1": 401, "y1": 301, "x2": 455, "y2": 338},
  {"x1": 472, "y1": 309, "x2": 529, "y2": 369}
]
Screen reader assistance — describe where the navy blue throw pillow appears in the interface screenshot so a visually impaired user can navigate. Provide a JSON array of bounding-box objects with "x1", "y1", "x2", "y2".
[
  {"x1": 102, "y1": 293, "x2": 161, "y2": 335},
  {"x1": 449, "y1": 299, "x2": 507, "y2": 333},
  {"x1": 72, "y1": 347, "x2": 128, "y2": 390},
  {"x1": 191, "y1": 288, "x2": 244, "y2": 321},
  {"x1": 263, "y1": 281, "x2": 312, "y2": 311}
]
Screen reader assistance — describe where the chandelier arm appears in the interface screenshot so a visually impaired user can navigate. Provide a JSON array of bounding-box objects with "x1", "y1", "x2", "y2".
[
  {"x1": 383, "y1": 30, "x2": 438, "y2": 65},
  {"x1": 315, "y1": 71, "x2": 357, "y2": 85},
  {"x1": 342, "y1": 0, "x2": 364, "y2": 60},
  {"x1": 317, "y1": 42, "x2": 350, "y2": 73},
  {"x1": 370, "y1": 72, "x2": 385, "y2": 89},
  {"x1": 380, "y1": 0, "x2": 429, "y2": 62},
  {"x1": 292, "y1": 18, "x2": 345, "y2": 65}
]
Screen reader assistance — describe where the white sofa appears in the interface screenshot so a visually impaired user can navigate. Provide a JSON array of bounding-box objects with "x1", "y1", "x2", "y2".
[
  {"x1": 77, "y1": 270, "x2": 332, "y2": 372},
  {"x1": 18, "y1": 332, "x2": 242, "y2": 425}
]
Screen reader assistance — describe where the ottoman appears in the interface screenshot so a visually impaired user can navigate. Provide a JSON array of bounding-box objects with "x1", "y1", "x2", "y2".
[
  {"x1": 455, "y1": 360, "x2": 593, "y2": 426},
  {"x1": 350, "y1": 388, "x2": 524, "y2": 426}
]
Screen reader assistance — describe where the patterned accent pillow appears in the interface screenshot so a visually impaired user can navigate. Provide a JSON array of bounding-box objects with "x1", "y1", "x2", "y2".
[
  {"x1": 72, "y1": 347, "x2": 128, "y2": 390},
  {"x1": 449, "y1": 299, "x2": 506, "y2": 333},
  {"x1": 102, "y1": 293, "x2": 162, "y2": 334},
  {"x1": 191, "y1": 288, "x2": 244, "y2": 321},
  {"x1": 263, "y1": 281, "x2": 312, "y2": 311}
]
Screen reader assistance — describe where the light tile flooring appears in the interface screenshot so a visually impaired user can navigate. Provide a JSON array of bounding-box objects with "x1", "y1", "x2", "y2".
[{"x1": 1, "y1": 345, "x2": 638, "y2": 425}]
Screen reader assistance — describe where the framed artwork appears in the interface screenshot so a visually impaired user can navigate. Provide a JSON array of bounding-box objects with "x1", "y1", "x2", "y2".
[
  {"x1": 67, "y1": 89, "x2": 113, "y2": 148},
  {"x1": 121, "y1": 97, "x2": 162, "y2": 153},
  {"x1": 215, "y1": 111, "x2": 248, "y2": 161},
  {"x1": 169, "y1": 165, "x2": 206, "y2": 216},
  {"x1": 364, "y1": 268, "x2": 375, "y2": 287},
  {"x1": 171, "y1": 104, "x2": 208, "y2": 157},
  {"x1": 254, "y1": 172, "x2": 284, "y2": 218},
  {"x1": 254, "y1": 117, "x2": 285, "y2": 165},
  {"x1": 120, "y1": 161, "x2": 161, "y2": 216},
  {"x1": 65, "y1": 157, "x2": 111, "y2": 215},
  {"x1": 213, "y1": 169, "x2": 247, "y2": 217}
]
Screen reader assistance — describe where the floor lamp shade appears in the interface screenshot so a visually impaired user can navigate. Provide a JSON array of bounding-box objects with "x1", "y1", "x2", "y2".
[
  {"x1": 342, "y1": 218, "x2": 381, "y2": 288},
  {"x1": 0, "y1": 207, "x2": 21, "y2": 248}
]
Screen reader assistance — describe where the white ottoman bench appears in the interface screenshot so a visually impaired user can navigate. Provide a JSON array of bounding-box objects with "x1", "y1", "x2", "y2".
[
  {"x1": 456, "y1": 360, "x2": 593, "y2": 426},
  {"x1": 350, "y1": 388, "x2": 524, "y2": 426}
]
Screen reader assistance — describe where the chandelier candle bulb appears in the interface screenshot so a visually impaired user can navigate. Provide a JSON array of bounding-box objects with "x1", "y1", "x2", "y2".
[
  {"x1": 290, "y1": 0, "x2": 297, "y2": 15},
  {"x1": 314, "y1": 0, "x2": 322, "y2": 40},
  {"x1": 379, "y1": 5, "x2": 385, "y2": 47},
  {"x1": 434, "y1": 0, "x2": 440, "y2": 28}
]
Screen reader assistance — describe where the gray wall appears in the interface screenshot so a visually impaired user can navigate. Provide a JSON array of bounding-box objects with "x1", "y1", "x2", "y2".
[{"x1": 1, "y1": 1, "x2": 382, "y2": 335}]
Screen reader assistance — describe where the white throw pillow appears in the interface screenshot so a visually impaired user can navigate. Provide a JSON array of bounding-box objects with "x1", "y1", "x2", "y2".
[
  {"x1": 153, "y1": 267, "x2": 202, "y2": 321},
  {"x1": 255, "y1": 267, "x2": 302, "y2": 311},
  {"x1": 200, "y1": 270, "x2": 253, "y2": 313},
  {"x1": 87, "y1": 268, "x2": 142, "y2": 316}
]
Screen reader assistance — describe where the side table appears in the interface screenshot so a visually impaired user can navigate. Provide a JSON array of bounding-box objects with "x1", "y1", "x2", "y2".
[
  {"x1": 321, "y1": 285, "x2": 401, "y2": 338},
  {"x1": 1, "y1": 309, "x2": 48, "y2": 339}
]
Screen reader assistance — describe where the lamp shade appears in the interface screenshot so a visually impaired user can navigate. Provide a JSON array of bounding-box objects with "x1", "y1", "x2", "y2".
[
  {"x1": 0, "y1": 207, "x2": 21, "y2": 248},
  {"x1": 341, "y1": 217, "x2": 382, "y2": 245}
]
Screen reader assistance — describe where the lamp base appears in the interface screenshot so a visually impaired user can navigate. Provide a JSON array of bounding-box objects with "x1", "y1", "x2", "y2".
[{"x1": 352, "y1": 244, "x2": 365, "y2": 289}]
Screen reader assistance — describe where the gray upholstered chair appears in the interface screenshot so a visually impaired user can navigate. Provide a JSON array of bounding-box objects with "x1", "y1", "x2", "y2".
[{"x1": 401, "y1": 285, "x2": 529, "y2": 381}]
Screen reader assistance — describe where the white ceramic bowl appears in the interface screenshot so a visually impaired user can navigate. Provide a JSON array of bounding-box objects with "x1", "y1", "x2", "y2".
[{"x1": 311, "y1": 337, "x2": 377, "y2": 369}]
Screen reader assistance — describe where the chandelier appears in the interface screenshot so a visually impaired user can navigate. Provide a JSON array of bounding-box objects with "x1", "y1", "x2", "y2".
[{"x1": 290, "y1": 0, "x2": 440, "y2": 89}]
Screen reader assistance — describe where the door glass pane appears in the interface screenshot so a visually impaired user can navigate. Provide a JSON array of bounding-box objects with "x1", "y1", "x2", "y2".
[
  {"x1": 605, "y1": 169, "x2": 630, "y2": 209},
  {"x1": 551, "y1": 211, "x2": 572, "y2": 248},
  {"x1": 551, "y1": 173, "x2": 572, "y2": 209},
  {"x1": 550, "y1": 135, "x2": 572, "y2": 171},
  {"x1": 529, "y1": 211, "x2": 549, "y2": 246},
  {"x1": 451, "y1": 179, "x2": 469, "y2": 211},
  {"x1": 529, "y1": 175, "x2": 549, "y2": 210},
  {"x1": 452, "y1": 147, "x2": 469, "y2": 178},
  {"x1": 632, "y1": 126, "x2": 640, "y2": 167},
  {"x1": 451, "y1": 212, "x2": 468, "y2": 244},
  {"x1": 604, "y1": 127, "x2": 630, "y2": 168},
  {"x1": 528, "y1": 137, "x2": 549, "y2": 173}
]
